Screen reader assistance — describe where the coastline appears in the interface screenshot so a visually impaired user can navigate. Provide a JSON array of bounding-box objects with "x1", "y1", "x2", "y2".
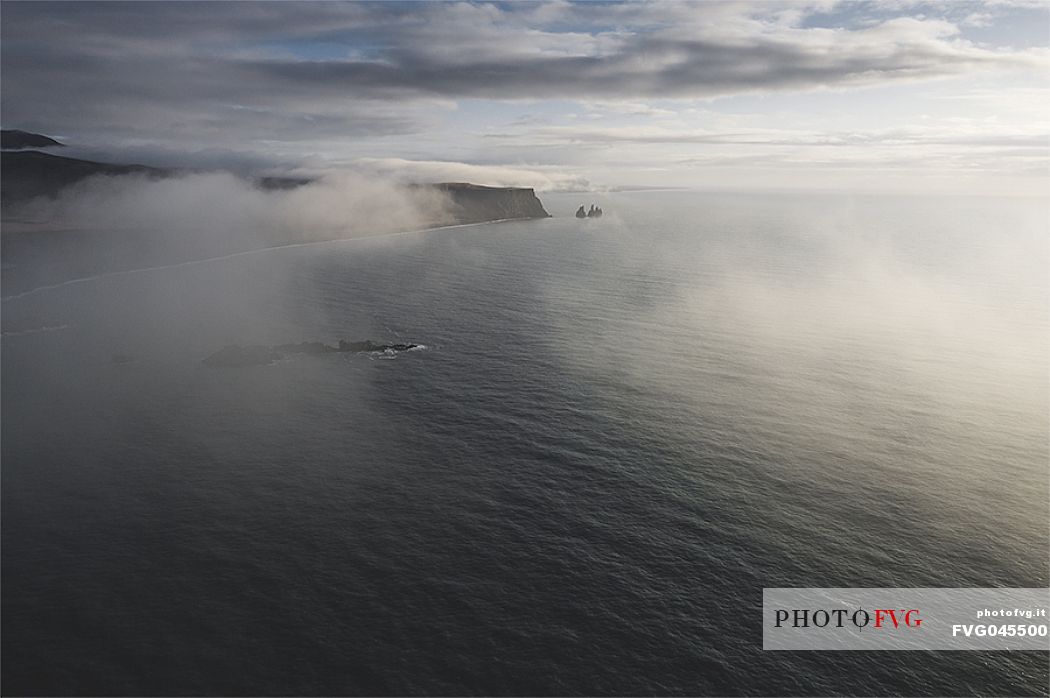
[{"x1": 1, "y1": 215, "x2": 552, "y2": 303}]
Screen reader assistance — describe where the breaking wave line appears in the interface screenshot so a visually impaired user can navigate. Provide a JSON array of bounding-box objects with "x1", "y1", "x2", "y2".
[{"x1": 1, "y1": 218, "x2": 526, "y2": 303}]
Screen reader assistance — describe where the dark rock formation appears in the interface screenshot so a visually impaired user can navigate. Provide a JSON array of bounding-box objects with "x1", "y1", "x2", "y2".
[
  {"x1": 1, "y1": 130, "x2": 64, "y2": 150},
  {"x1": 256, "y1": 176, "x2": 313, "y2": 191},
  {"x1": 576, "y1": 205, "x2": 587, "y2": 218},
  {"x1": 203, "y1": 339, "x2": 420, "y2": 367},
  {"x1": 432, "y1": 182, "x2": 550, "y2": 224},
  {"x1": 337, "y1": 339, "x2": 417, "y2": 353}
]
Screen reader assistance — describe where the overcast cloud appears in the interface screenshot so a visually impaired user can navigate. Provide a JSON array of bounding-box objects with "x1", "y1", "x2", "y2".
[{"x1": 2, "y1": 1, "x2": 1047, "y2": 192}]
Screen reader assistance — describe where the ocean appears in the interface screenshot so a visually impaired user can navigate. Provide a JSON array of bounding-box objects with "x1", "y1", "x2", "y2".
[{"x1": 2, "y1": 190, "x2": 1047, "y2": 695}]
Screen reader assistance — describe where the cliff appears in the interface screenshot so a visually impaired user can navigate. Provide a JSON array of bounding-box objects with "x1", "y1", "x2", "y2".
[
  {"x1": 1, "y1": 137, "x2": 550, "y2": 226},
  {"x1": 432, "y1": 182, "x2": 550, "y2": 223}
]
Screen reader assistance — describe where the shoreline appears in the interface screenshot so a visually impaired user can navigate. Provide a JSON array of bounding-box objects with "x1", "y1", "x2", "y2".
[{"x1": 0, "y1": 215, "x2": 549, "y2": 302}]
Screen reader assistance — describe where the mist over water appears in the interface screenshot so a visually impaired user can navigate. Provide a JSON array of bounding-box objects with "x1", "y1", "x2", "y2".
[
  {"x1": 2, "y1": 190, "x2": 1047, "y2": 695},
  {"x1": 2, "y1": 171, "x2": 451, "y2": 296}
]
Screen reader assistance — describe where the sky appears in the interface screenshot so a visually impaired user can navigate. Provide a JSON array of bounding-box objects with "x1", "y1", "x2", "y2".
[{"x1": 2, "y1": 0, "x2": 1048, "y2": 194}]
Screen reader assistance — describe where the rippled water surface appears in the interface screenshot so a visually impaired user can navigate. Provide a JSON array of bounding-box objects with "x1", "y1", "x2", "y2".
[{"x1": 3, "y1": 192, "x2": 1047, "y2": 695}]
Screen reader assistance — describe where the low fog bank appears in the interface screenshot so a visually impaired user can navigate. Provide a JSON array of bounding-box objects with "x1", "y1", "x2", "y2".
[
  {"x1": 1, "y1": 168, "x2": 457, "y2": 406},
  {"x1": 3, "y1": 170, "x2": 455, "y2": 280},
  {"x1": 12, "y1": 169, "x2": 455, "y2": 240},
  {"x1": 536, "y1": 192, "x2": 1048, "y2": 582},
  {"x1": 350, "y1": 158, "x2": 590, "y2": 193}
]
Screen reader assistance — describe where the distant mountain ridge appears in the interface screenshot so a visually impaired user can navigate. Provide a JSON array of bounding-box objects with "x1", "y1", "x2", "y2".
[
  {"x1": 1, "y1": 150, "x2": 166, "y2": 204},
  {"x1": 1, "y1": 129, "x2": 64, "y2": 150}
]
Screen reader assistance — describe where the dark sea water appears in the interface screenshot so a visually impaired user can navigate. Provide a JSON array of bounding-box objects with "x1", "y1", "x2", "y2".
[{"x1": 2, "y1": 191, "x2": 1047, "y2": 696}]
